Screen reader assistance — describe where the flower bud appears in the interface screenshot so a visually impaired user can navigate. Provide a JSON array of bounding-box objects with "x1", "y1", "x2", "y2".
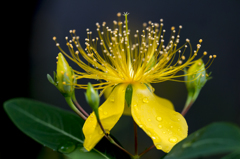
[
  {"x1": 47, "y1": 53, "x2": 76, "y2": 97},
  {"x1": 182, "y1": 59, "x2": 210, "y2": 114},
  {"x1": 85, "y1": 83, "x2": 100, "y2": 119},
  {"x1": 185, "y1": 59, "x2": 207, "y2": 93}
]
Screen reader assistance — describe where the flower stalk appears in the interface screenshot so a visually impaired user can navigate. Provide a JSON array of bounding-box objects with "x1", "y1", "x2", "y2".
[
  {"x1": 133, "y1": 120, "x2": 138, "y2": 155},
  {"x1": 139, "y1": 145, "x2": 155, "y2": 157},
  {"x1": 65, "y1": 97, "x2": 87, "y2": 120}
]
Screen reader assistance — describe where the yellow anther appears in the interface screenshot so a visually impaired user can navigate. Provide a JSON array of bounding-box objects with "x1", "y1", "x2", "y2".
[{"x1": 117, "y1": 12, "x2": 121, "y2": 17}]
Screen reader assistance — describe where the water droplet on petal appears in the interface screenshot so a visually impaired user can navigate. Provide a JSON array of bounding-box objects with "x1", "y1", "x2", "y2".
[
  {"x1": 58, "y1": 141, "x2": 76, "y2": 154},
  {"x1": 110, "y1": 97, "x2": 115, "y2": 102},
  {"x1": 152, "y1": 136, "x2": 156, "y2": 140},
  {"x1": 156, "y1": 116, "x2": 162, "y2": 121},
  {"x1": 148, "y1": 118, "x2": 151, "y2": 122},
  {"x1": 142, "y1": 97, "x2": 149, "y2": 103},
  {"x1": 171, "y1": 112, "x2": 181, "y2": 122},
  {"x1": 139, "y1": 124, "x2": 143, "y2": 128},
  {"x1": 103, "y1": 111, "x2": 108, "y2": 115},
  {"x1": 158, "y1": 125, "x2": 162, "y2": 129},
  {"x1": 169, "y1": 136, "x2": 178, "y2": 143},
  {"x1": 146, "y1": 131, "x2": 151, "y2": 135},
  {"x1": 99, "y1": 130, "x2": 104, "y2": 134},
  {"x1": 156, "y1": 144, "x2": 162, "y2": 149}
]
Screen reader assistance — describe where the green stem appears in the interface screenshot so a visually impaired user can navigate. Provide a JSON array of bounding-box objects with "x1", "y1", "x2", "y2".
[
  {"x1": 181, "y1": 90, "x2": 200, "y2": 116},
  {"x1": 73, "y1": 100, "x2": 89, "y2": 117},
  {"x1": 181, "y1": 101, "x2": 193, "y2": 116},
  {"x1": 97, "y1": 118, "x2": 107, "y2": 135},
  {"x1": 65, "y1": 97, "x2": 87, "y2": 120},
  {"x1": 72, "y1": 91, "x2": 89, "y2": 117},
  {"x1": 133, "y1": 120, "x2": 138, "y2": 155}
]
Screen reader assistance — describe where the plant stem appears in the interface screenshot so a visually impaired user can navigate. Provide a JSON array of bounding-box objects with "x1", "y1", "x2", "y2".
[
  {"x1": 65, "y1": 97, "x2": 87, "y2": 120},
  {"x1": 73, "y1": 100, "x2": 89, "y2": 117},
  {"x1": 139, "y1": 144, "x2": 155, "y2": 157},
  {"x1": 97, "y1": 118, "x2": 107, "y2": 135},
  {"x1": 133, "y1": 120, "x2": 138, "y2": 155},
  {"x1": 181, "y1": 101, "x2": 193, "y2": 116}
]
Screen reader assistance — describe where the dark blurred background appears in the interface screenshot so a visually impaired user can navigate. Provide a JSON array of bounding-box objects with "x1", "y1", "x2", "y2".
[{"x1": 2, "y1": 0, "x2": 240, "y2": 158}]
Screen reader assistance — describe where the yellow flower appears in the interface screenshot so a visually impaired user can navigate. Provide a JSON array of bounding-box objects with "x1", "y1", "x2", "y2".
[{"x1": 53, "y1": 13, "x2": 216, "y2": 153}]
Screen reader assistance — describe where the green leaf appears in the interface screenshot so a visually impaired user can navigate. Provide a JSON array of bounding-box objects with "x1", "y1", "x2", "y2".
[
  {"x1": 65, "y1": 143, "x2": 112, "y2": 159},
  {"x1": 165, "y1": 122, "x2": 240, "y2": 159},
  {"x1": 4, "y1": 98, "x2": 112, "y2": 159},
  {"x1": 221, "y1": 150, "x2": 240, "y2": 159},
  {"x1": 47, "y1": 74, "x2": 56, "y2": 85},
  {"x1": 125, "y1": 84, "x2": 133, "y2": 107}
]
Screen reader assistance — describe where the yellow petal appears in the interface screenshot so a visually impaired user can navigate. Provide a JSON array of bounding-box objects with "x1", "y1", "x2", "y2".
[
  {"x1": 103, "y1": 86, "x2": 113, "y2": 99},
  {"x1": 154, "y1": 94, "x2": 175, "y2": 110},
  {"x1": 83, "y1": 84, "x2": 127, "y2": 151},
  {"x1": 131, "y1": 83, "x2": 188, "y2": 153},
  {"x1": 104, "y1": 86, "x2": 132, "y2": 116}
]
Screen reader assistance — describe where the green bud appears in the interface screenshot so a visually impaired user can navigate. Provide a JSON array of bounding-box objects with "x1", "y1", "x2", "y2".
[
  {"x1": 183, "y1": 59, "x2": 210, "y2": 110},
  {"x1": 47, "y1": 53, "x2": 76, "y2": 97},
  {"x1": 85, "y1": 83, "x2": 100, "y2": 119},
  {"x1": 185, "y1": 59, "x2": 207, "y2": 93},
  {"x1": 125, "y1": 84, "x2": 133, "y2": 107}
]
